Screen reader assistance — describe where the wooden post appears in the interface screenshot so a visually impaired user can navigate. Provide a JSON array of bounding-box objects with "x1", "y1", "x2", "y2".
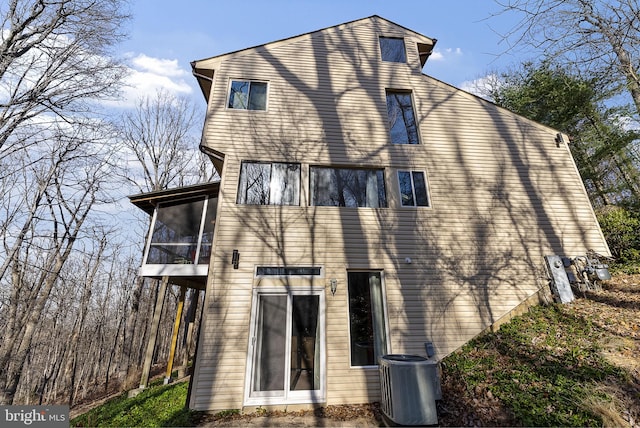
[
  {"x1": 180, "y1": 289, "x2": 199, "y2": 377},
  {"x1": 139, "y1": 276, "x2": 169, "y2": 389},
  {"x1": 165, "y1": 285, "x2": 186, "y2": 383}
]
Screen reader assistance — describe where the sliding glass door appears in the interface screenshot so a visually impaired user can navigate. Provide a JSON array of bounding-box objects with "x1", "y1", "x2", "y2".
[{"x1": 246, "y1": 289, "x2": 325, "y2": 404}]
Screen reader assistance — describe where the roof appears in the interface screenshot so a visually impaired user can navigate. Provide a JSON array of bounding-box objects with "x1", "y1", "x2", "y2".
[
  {"x1": 128, "y1": 181, "x2": 220, "y2": 215},
  {"x1": 191, "y1": 15, "x2": 436, "y2": 99}
]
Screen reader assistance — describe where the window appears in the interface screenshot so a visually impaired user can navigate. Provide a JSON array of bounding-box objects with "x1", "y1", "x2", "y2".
[
  {"x1": 237, "y1": 162, "x2": 300, "y2": 205},
  {"x1": 310, "y1": 167, "x2": 387, "y2": 208},
  {"x1": 386, "y1": 90, "x2": 419, "y2": 144},
  {"x1": 398, "y1": 171, "x2": 430, "y2": 207},
  {"x1": 228, "y1": 80, "x2": 267, "y2": 110},
  {"x1": 379, "y1": 37, "x2": 406, "y2": 63},
  {"x1": 256, "y1": 267, "x2": 322, "y2": 276},
  {"x1": 347, "y1": 271, "x2": 388, "y2": 366}
]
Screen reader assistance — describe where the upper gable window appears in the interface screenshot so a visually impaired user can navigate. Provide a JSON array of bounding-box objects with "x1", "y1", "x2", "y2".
[
  {"x1": 379, "y1": 37, "x2": 406, "y2": 63},
  {"x1": 228, "y1": 80, "x2": 267, "y2": 110},
  {"x1": 237, "y1": 161, "x2": 300, "y2": 205},
  {"x1": 386, "y1": 90, "x2": 419, "y2": 144}
]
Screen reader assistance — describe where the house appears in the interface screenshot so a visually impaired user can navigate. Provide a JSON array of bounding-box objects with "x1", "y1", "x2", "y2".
[{"x1": 131, "y1": 15, "x2": 610, "y2": 412}]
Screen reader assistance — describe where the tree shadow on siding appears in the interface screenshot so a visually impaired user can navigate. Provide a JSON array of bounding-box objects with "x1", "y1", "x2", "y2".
[
  {"x1": 193, "y1": 17, "x2": 607, "y2": 422},
  {"x1": 394, "y1": 80, "x2": 606, "y2": 357},
  {"x1": 198, "y1": 19, "x2": 395, "y2": 418}
]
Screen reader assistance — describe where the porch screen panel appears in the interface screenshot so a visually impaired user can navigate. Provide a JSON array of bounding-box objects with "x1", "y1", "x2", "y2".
[
  {"x1": 147, "y1": 199, "x2": 204, "y2": 264},
  {"x1": 198, "y1": 198, "x2": 217, "y2": 264}
]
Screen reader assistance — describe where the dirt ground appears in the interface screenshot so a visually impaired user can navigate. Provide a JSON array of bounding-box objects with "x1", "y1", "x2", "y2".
[{"x1": 194, "y1": 403, "x2": 384, "y2": 427}]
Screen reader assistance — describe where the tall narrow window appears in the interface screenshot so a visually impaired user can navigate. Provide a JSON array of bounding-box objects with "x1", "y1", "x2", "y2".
[
  {"x1": 348, "y1": 272, "x2": 388, "y2": 366},
  {"x1": 379, "y1": 37, "x2": 406, "y2": 63},
  {"x1": 310, "y1": 167, "x2": 386, "y2": 208},
  {"x1": 237, "y1": 161, "x2": 300, "y2": 205},
  {"x1": 398, "y1": 171, "x2": 430, "y2": 207},
  {"x1": 228, "y1": 80, "x2": 268, "y2": 110},
  {"x1": 386, "y1": 90, "x2": 419, "y2": 144}
]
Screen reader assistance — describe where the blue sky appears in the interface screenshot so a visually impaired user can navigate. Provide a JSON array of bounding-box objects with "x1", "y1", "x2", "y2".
[{"x1": 116, "y1": 0, "x2": 532, "y2": 107}]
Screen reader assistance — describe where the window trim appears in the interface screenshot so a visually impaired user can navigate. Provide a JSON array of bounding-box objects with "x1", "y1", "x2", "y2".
[
  {"x1": 255, "y1": 266, "x2": 324, "y2": 278},
  {"x1": 346, "y1": 270, "x2": 391, "y2": 369},
  {"x1": 309, "y1": 165, "x2": 388, "y2": 208},
  {"x1": 227, "y1": 79, "x2": 269, "y2": 111},
  {"x1": 237, "y1": 161, "x2": 301, "y2": 206},
  {"x1": 379, "y1": 36, "x2": 407, "y2": 63},
  {"x1": 385, "y1": 89, "x2": 421, "y2": 145},
  {"x1": 397, "y1": 170, "x2": 431, "y2": 208}
]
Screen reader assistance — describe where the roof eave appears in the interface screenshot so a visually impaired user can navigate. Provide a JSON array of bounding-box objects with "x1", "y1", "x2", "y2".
[{"x1": 128, "y1": 181, "x2": 220, "y2": 215}]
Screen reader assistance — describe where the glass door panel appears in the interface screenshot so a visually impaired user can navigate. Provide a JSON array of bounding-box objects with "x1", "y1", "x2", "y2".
[
  {"x1": 290, "y1": 295, "x2": 319, "y2": 391},
  {"x1": 252, "y1": 295, "x2": 287, "y2": 394}
]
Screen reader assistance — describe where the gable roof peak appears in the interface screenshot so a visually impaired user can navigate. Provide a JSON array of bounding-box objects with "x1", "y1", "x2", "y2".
[
  {"x1": 192, "y1": 14, "x2": 435, "y2": 66},
  {"x1": 191, "y1": 15, "x2": 437, "y2": 100}
]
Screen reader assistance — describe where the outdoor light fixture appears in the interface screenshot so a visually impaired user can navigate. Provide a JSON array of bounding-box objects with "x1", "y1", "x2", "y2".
[
  {"x1": 231, "y1": 249, "x2": 239, "y2": 269},
  {"x1": 555, "y1": 133, "x2": 564, "y2": 147},
  {"x1": 330, "y1": 279, "x2": 337, "y2": 296}
]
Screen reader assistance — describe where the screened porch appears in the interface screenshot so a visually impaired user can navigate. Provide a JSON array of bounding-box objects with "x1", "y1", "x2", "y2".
[{"x1": 129, "y1": 182, "x2": 219, "y2": 289}]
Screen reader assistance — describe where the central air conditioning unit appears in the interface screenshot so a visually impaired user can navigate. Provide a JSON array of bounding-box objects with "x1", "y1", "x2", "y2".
[{"x1": 379, "y1": 354, "x2": 440, "y2": 426}]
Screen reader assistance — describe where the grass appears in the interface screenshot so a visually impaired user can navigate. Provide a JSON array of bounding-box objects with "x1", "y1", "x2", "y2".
[
  {"x1": 71, "y1": 380, "x2": 194, "y2": 427},
  {"x1": 442, "y1": 303, "x2": 636, "y2": 426}
]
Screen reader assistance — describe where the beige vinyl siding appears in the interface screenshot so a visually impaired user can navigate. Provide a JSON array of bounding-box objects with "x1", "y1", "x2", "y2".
[{"x1": 189, "y1": 16, "x2": 609, "y2": 411}]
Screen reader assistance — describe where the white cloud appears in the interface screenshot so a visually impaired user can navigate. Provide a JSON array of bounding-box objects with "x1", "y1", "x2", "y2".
[
  {"x1": 130, "y1": 54, "x2": 187, "y2": 77},
  {"x1": 104, "y1": 53, "x2": 195, "y2": 108},
  {"x1": 614, "y1": 114, "x2": 640, "y2": 131},
  {"x1": 429, "y1": 47, "x2": 463, "y2": 62},
  {"x1": 459, "y1": 74, "x2": 499, "y2": 100}
]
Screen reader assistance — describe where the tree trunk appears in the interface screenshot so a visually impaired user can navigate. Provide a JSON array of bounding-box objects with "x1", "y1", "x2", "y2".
[{"x1": 0, "y1": 189, "x2": 94, "y2": 404}]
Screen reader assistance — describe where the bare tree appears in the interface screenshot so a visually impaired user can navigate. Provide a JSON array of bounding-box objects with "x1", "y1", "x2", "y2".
[
  {"x1": 117, "y1": 90, "x2": 215, "y2": 193},
  {"x1": 495, "y1": 0, "x2": 640, "y2": 117},
  {"x1": 0, "y1": 1, "x2": 208, "y2": 407},
  {"x1": 115, "y1": 89, "x2": 216, "y2": 385},
  {"x1": 62, "y1": 233, "x2": 107, "y2": 406},
  {"x1": 0, "y1": 121, "x2": 118, "y2": 404},
  {"x1": 0, "y1": 0, "x2": 129, "y2": 155}
]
